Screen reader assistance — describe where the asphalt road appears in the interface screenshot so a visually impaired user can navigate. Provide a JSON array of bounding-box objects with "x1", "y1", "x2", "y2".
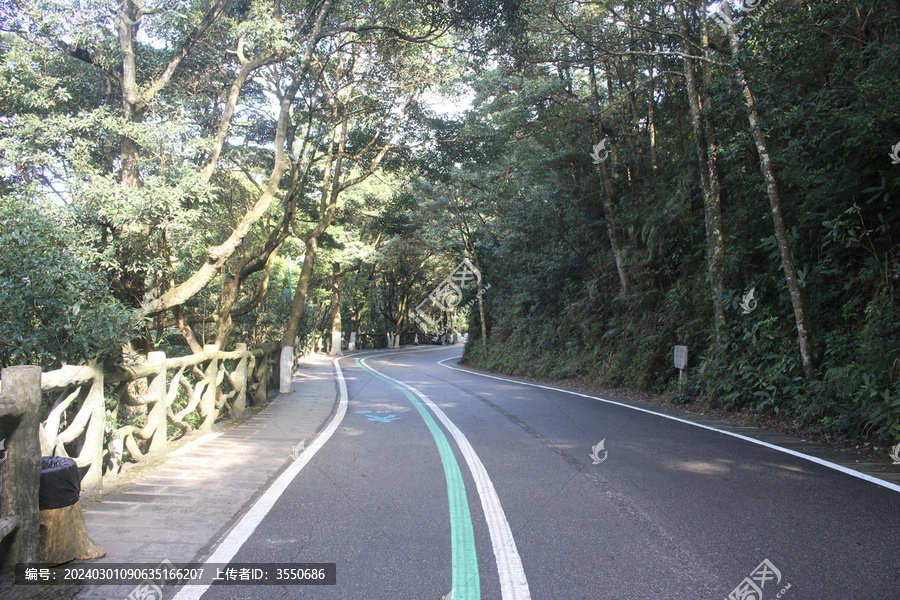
[{"x1": 183, "y1": 346, "x2": 900, "y2": 600}]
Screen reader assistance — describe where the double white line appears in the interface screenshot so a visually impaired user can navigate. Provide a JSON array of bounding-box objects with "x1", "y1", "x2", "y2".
[{"x1": 360, "y1": 354, "x2": 532, "y2": 600}]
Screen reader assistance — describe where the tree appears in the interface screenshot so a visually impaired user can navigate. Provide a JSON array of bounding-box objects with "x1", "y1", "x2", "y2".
[
  {"x1": 0, "y1": 198, "x2": 141, "y2": 369},
  {"x1": 279, "y1": 33, "x2": 415, "y2": 380},
  {"x1": 1, "y1": 0, "x2": 336, "y2": 352},
  {"x1": 278, "y1": 10, "x2": 456, "y2": 374},
  {"x1": 679, "y1": 0, "x2": 726, "y2": 346},
  {"x1": 719, "y1": 0, "x2": 816, "y2": 380}
]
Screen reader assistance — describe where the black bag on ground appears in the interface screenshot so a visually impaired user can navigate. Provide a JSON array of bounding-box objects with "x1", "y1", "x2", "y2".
[{"x1": 39, "y1": 456, "x2": 81, "y2": 510}]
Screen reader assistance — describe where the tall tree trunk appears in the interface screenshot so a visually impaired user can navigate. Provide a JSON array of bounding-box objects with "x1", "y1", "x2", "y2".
[
  {"x1": 281, "y1": 129, "x2": 338, "y2": 351},
  {"x1": 214, "y1": 240, "x2": 283, "y2": 348},
  {"x1": 174, "y1": 306, "x2": 203, "y2": 354},
  {"x1": 329, "y1": 262, "x2": 343, "y2": 356},
  {"x1": 476, "y1": 282, "x2": 488, "y2": 349},
  {"x1": 393, "y1": 292, "x2": 408, "y2": 348},
  {"x1": 590, "y1": 61, "x2": 630, "y2": 295},
  {"x1": 467, "y1": 252, "x2": 489, "y2": 350},
  {"x1": 700, "y1": 6, "x2": 727, "y2": 348},
  {"x1": 722, "y1": 2, "x2": 816, "y2": 380},
  {"x1": 116, "y1": 0, "x2": 143, "y2": 190},
  {"x1": 348, "y1": 293, "x2": 362, "y2": 352},
  {"x1": 216, "y1": 270, "x2": 243, "y2": 349},
  {"x1": 647, "y1": 55, "x2": 658, "y2": 172},
  {"x1": 681, "y1": 1, "x2": 727, "y2": 346},
  {"x1": 284, "y1": 235, "x2": 320, "y2": 349},
  {"x1": 348, "y1": 261, "x2": 379, "y2": 350}
]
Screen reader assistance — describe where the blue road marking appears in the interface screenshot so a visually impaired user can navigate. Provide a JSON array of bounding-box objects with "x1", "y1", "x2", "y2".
[{"x1": 356, "y1": 409, "x2": 409, "y2": 423}]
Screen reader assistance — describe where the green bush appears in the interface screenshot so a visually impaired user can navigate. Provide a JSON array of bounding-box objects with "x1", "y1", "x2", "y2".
[{"x1": 0, "y1": 198, "x2": 142, "y2": 369}]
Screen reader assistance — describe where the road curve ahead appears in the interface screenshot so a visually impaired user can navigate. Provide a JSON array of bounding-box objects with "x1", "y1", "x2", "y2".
[{"x1": 188, "y1": 346, "x2": 900, "y2": 600}]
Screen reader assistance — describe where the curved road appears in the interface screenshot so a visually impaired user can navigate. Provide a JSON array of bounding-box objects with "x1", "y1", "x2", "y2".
[{"x1": 181, "y1": 346, "x2": 900, "y2": 599}]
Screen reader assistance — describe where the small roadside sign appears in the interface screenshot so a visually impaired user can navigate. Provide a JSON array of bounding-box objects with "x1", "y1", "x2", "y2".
[{"x1": 673, "y1": 345, "x2": 687, "y2": 370}]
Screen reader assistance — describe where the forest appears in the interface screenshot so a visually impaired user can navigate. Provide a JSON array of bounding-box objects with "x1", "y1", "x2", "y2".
[{"x1": 1, "y1": 0, "x2": 898, "y2": 449}]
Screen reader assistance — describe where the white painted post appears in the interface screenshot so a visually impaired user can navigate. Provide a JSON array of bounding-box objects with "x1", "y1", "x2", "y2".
[
  {"x1": 330, "y1": 331, "x2": 342, "y2": 357},
  {"x1": 279, "y1": 345, "x2": 294, "y2": 394}
]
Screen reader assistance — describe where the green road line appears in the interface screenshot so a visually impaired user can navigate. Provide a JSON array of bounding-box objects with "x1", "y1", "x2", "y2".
[{"x1": 356, "y1": 358, "x2": 480, "y2": 600}]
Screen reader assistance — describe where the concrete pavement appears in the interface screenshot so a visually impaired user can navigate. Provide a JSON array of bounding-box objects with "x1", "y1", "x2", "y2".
[{"x1": 75, "y1": 353, "x2": 339, "y2": 600}]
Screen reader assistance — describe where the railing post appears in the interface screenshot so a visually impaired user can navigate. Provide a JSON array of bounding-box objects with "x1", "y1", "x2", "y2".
[
  {"x1": 200, "y1": 345, "x2": 219, "y2": 431},
  {"x1": 79, "y1": 360, "x2": 105, "y2": 491},
  {"x1": 147, "y1": 351, "x2": 167, "y2": 454},
  {"x1": 232, "y1": 344, "x2": 248, "y2": 420},
  {"x1": 0, "y1": 366, "x2": 42, "y2": 571}
]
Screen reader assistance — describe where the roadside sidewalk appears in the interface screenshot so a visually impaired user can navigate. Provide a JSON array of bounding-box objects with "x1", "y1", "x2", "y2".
[{"x1": 75, "y1": 353, "x2": 339, "y2": 600}]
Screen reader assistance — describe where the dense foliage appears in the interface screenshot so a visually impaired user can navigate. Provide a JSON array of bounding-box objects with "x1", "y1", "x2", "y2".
[
  {"x1": 0, "y1": 198, "x2": 142, "y2": 368},
  {"x1": 455, "y1": 0, "x2": 900, "y2": 445}
]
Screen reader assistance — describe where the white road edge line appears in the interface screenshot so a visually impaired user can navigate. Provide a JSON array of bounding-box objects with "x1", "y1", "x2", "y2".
[
  {"x1": 438, "y1": 357, "x2": 900, "y2": 494},
  {"x1": 361, "y1": 355, "x2": 532, "y2": 600},
  {"x1": 171, "y1": 359, "x2": 349, "y2": 600}
]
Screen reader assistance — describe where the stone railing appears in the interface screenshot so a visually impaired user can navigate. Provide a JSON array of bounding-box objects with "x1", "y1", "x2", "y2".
[
  {"x1": 39, "y1": 342, "x2": 280, "y2": 490},
  {"x1": 0, "y1": 343, "x2": 280, "y2": 572}
]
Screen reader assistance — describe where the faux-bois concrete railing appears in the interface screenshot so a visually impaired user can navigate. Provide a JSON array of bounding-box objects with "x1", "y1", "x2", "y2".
[{"x1": 0, "y1": 342, "x2": 279, "y2": 572}]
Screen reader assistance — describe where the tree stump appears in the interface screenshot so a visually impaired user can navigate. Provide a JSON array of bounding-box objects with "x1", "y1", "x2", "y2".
[
  {"x1": 39, "y1": 501, "x2": 105, "y2": 565},
  {"x1": 38, "y1": 456, "x2": 104, "y2": 565}
]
